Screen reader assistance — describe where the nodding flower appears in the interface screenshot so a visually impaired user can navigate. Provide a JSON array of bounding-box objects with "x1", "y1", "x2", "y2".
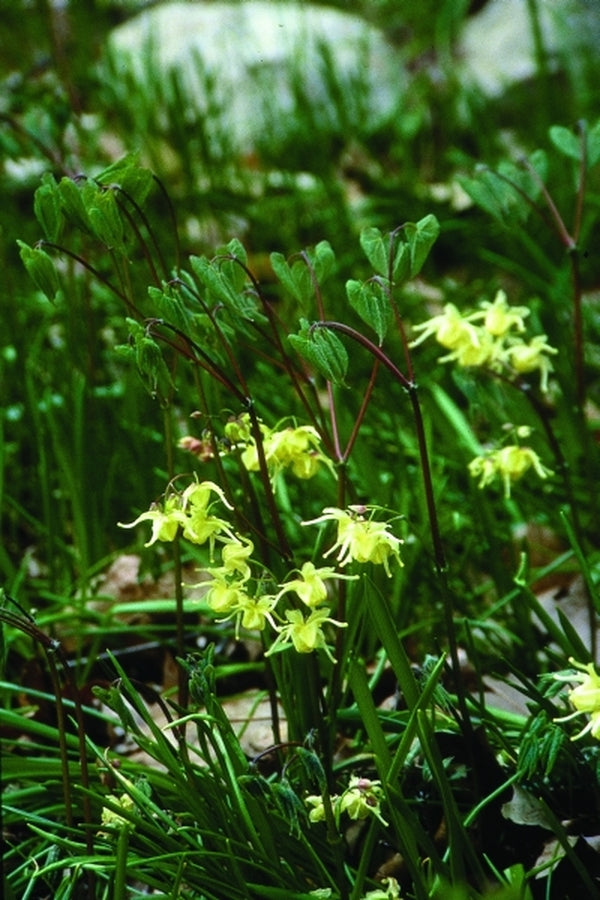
[
  {"x1": 469, "y1": 443, "x2": 553, "y2": 498},
  {"x1": 555, "y1": 659, "x2": 600, "y2": 741},
  {"x1": 302, "y1": 506, "x2": 404, "y2": 577}
]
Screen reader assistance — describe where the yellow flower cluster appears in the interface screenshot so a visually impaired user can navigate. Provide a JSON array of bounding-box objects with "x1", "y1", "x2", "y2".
[
  {"x1": 362, "y1": 879, "x2": 402, "y2": 900},
  {"x1": 224, "y1": 415, "x2": 332, "y2": 480},
  {"x1": 120, "y1": 478, "x2": 404, "y2": 661},
  {"x1": 99, "y1": 792, "x2": 135, "y2": 833},
  {"x1": 555, "y1": 659, "x2": 600, "y2": 740},
  {"x1": 469, "y1": 435, "x2": 553, "y2": 498},
  {"x1": 202, "y1": 547, "x2": 352, "y2": 660},
  {"x1": 305, "y1": 776, "x2": 388, "y2": 827},
  {"x1": 410, "y1": 290, "x2": 557, "y2": 391},
  {"x1": 118, "y1": 480, "x2": 236, "y2": 556},
  {"x1": 309, "y1": 879, "x2": 401, "y2": 900},
  {"x1": 302, "y1": 506, "x2": 404, "y2": 578}
]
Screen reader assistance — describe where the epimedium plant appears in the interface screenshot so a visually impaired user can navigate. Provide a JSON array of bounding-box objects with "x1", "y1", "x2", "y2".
[{"x1": 5, "y1": 116, "x2": 600, "y2": 898}]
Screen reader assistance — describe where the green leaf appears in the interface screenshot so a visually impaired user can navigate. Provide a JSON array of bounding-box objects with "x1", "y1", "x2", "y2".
[
  {"x1": 458, "y1": 168, "x2": 530, "y2": 225},
  {"x1": 549, "y1": 125, "x2": 581, "y2": 161},
  {"x1": 359, "y1": 226, "x2": 388, "y2": 276},
  {"x1": 216, "y1": 238, "x2": 249, "y2": 293},
  {"x1": 33, "y1": 173, "x2": 63, "y2": 243},
  {"x1": 312, "y1": 240, "x2": 336, "y2": 283},
  {"x1": 17, "y1": 241, "x2": 60, "y2": 302},
  {"x1": 269, "y1": 252, "x2": 313, "y2": 306},
  {"x1": 57, "y1": 177, "x2": 92, "y2": 233},
  {"x1": 587, "y1": 119, "x2": 600, "y2": 168},
  {"x1": 550, "y1": 121, "x2": 600, "y2": 170},
  {"x1": 498, "y1": 151, "x2": 547, "y2": 205},
  {"x1": 392, "y1": 240, "x2": 410, "y2": 282},
  {"x1": 147, "y1": 285, "x2": 192, "y2": 332},
  {"x1": 124, "y1": 318, "x2": 175, "y2": 397},
  {"x1": 88, "y1": 189, "x2": 125, "y2": 251},
  {"x1": 95, "y1": 152, "x2": 154, "y2": 206},
  {"x1": 288, "y1": 319, "x2": 348, "y2": 385},
  {"x1": 190, "y1": 255, "x2": 262, "y2": 322},
  {"x1": 346, "y1": 278, "x2": 391, "y2": 344},
  {"x1": 405, "y1": 213, "x2": 440, "y2": 277}
]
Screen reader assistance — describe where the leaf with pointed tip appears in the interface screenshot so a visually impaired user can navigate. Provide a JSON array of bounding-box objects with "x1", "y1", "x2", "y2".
[
  {"x1": 359, "y1": 226, "x2": 388, "y2": 276},
  {"x1": 288, "y1": 319, "x2": 348, "y2": 385},
  {"x1": 312, "y1": 240, "x2": 335, "y2": 283},
  {"x1": 550, "y1": 121, "x2": 600, "y2": 169},
  {"x1": 33, "y1": 173, "x2": 63, "y2": 243},
  {"x1": 403, "y1": 214, "x2": 440, "y2": 278},
  {"x1": 269, "y1": 252, "x2": 313, "y2": 306},
  {"x1": 346, "y1": 278, "x2": 391, "y2": 344},
  {"x1": 191, "y1": 255, "x2": 263, "y2": 323},
  {"x1": 17, "y1": 241, "x2": 60, "y2": 302},
  {"x1": 216, "y1": 238, "x2": 249, "y2": 293},
  {"x1": 148, "y1": 285, "x2": 192, "y2": 332},
  {"x1": 88, "y1": 189, "x2": 125, "y2": 251},
  {"x1": 57, "y1": 177, "x2": 92, "y2": 234}
]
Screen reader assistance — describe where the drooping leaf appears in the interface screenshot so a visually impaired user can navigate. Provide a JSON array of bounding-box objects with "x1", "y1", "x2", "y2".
[
  {"x1": 57, "y1": 176, "x2": 92, "y2": 234},
  {"x1": 288, "y1": 319, "x2": 348, "y2": 385},
  {"x1": 88, "y1": 189, "x2": 125, "y2": 251},
  {"x1": 33, "y1": 173, "x2": 63, "y2": 243},
  {"x1": 122, "y1": 318, "x2": 175, "y2": 397},
  {"x1": 148, "y1": 285, "x2": 192, "y2": 332},
  {"x1": 94, "y1": 152, "x2": 153, "y2": 205},
  {"x1": 216, "y1": 238, "x2": 249, "y2": 293},
  {"x1": 17, "y1": 240, "x2": 60, "y2": 303},
  {"x1": 458, "y1": 168, "x2": 528, "y2": 225},
  {"x1": 190, "y1": 255, "x2": 262, "y2": 322},
  {"x1": 346, "y1": 278, "x2": 391, "y2": 344}
]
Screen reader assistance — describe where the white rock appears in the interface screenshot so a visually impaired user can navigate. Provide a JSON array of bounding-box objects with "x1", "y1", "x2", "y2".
[
  {"x1": 458, "y1": 0, "x2": 597, "y2": 97},
  {"x1": 105, "y1": 1, "x2": 405, "y2": 152}
]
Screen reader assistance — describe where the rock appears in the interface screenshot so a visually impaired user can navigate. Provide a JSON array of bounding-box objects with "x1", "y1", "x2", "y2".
[
  {"x1": 105, "y1": 1, "x2": 406, "y2": 154},
  {"x1": 458, "y1": 0, "x2": 599, "y2": 97}
]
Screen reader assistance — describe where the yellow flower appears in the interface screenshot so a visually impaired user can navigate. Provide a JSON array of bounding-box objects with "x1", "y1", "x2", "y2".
[
  {"x1": 469, "y1": 444, "x2": 552, "y2": 498},
  {"x1": 302, "y1": 507, "x2": 404, "y2": 577},
  {"x1": 555, "y1": 659, "x2": 600, "y2": 740},
  {"x1": 118, "y1": 495, "x2": 187, "y2": 546},
  {"x1": 180, "y1": 480, "x2": 237, "y2": 554},
  {"x1": 305, "y1": 794, "x2": 327, "y2": 823},
  {"x1": 241, "y1": 423, "x2": 330, "y2": 480},
  {"x1": 221, "y1": 536, "x2": 255, "y2": 580},
  {"x1": 235, "y1": 593, "x2": 278, "y2": 634},
  {"x1": 410, "y1": 303, "x2": 481, "y2": 351},
  {"x1": 362, "y1": 877, "x2": 402, "y2": 900},
  {"x1": 438, "y1": 329, "x2": 501, "y2": 369},
  {"x1": 119, "y1": 479, "x2": 236, "y2": 551},
  {"x1": 504, "y1": 334, "x2": 557, "y2": 392},
  {"x1": 265, "y1": 607, "x2": 347, "y2": 662},
  {"x1": 305, "y1": 777, "x2": 388, "y2": 831},
  {"x1": 100, "y1": 793, "x2": 135, "y2": 829},
  {"x1": 276, "y1": 561, "x2": 358, "y2": 609},
  {"x1": 470, "y1": 289, "x2": 530, "y2": 336},
  {"x1": 205, "y1": 575, "x2": 248, "y2": 615},
  {"x1": 338, "y1": 776, "x2": 387, "y2": 825}
]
